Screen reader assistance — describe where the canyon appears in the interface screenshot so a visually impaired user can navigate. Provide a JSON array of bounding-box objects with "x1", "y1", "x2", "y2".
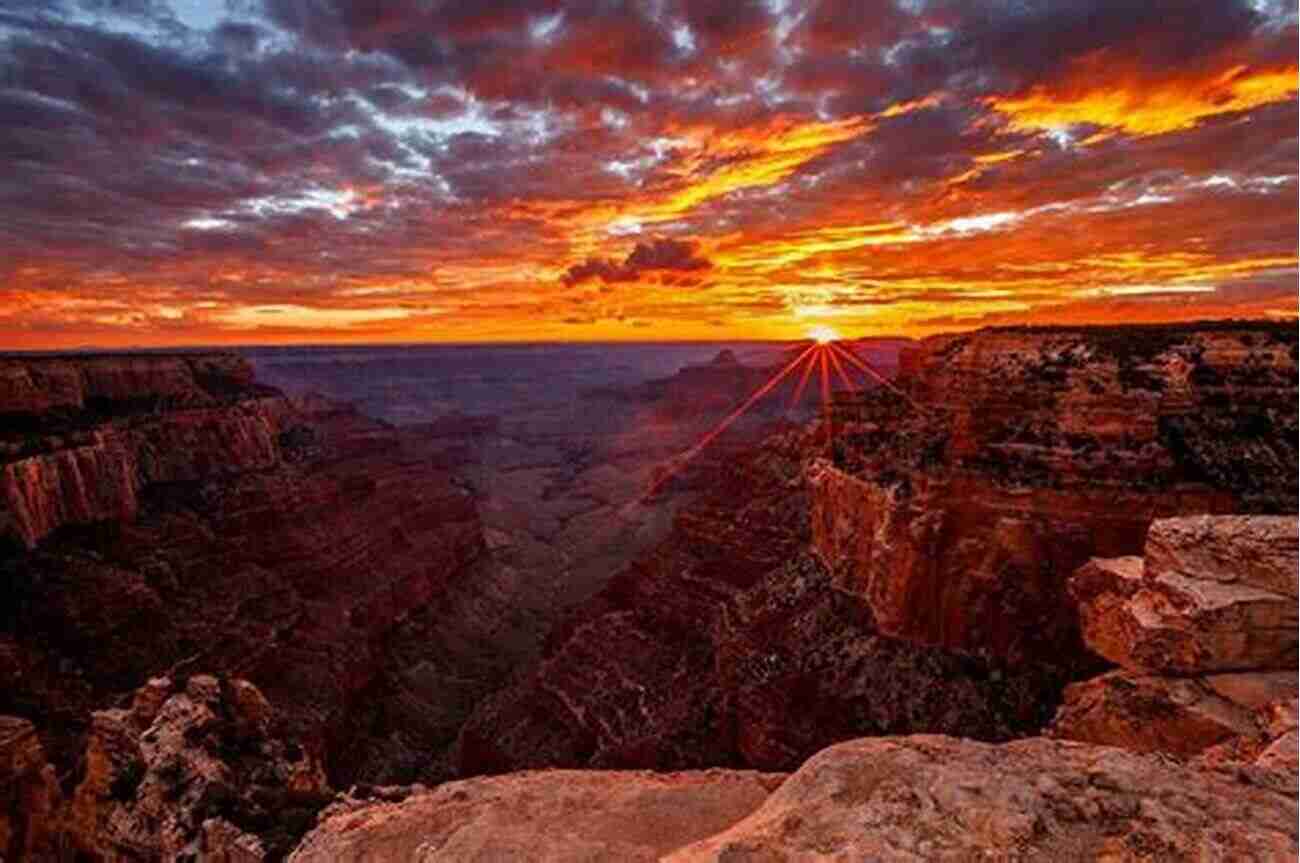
[{"x1": 0, "y1": 321, "x2": 1295, "y2": 860}]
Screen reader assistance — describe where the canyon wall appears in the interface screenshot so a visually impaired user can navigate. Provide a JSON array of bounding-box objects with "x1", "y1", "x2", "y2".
[
  {"x1": 0, "y1": 355, "x2": 288, "y2": 549},
  {"x1": 0, "y1": 355, "x2": 488, "y2": 790},
  {"x1": 811, "y1": 322, "x2": 1297, "y2": 663}
]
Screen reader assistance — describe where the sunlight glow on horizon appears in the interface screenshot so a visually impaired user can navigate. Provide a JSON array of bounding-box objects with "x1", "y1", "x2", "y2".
[{"x1": 807, "y1": 325, "x2": 841, "y2": 344}]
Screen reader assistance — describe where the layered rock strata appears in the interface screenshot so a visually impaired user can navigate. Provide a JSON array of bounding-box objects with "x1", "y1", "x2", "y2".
[
  {"x1": 0, "y1": 355, "x2": 487, "y2": 787},
  {"x1": 454, "y1": 430, "x2": 1074, "y2": 778},
  {"x1": 812, "y1": 322, "x2": 1297, "y2": 663}
]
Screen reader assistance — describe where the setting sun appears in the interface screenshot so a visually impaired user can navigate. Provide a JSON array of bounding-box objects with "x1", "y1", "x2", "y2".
[{"x1": 808, "y1": 325, "x2": 840, "y2": 344}]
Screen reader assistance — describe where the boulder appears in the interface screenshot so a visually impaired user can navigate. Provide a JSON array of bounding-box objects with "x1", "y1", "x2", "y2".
[
  {"x1": 1054, "y1": 515, "x2": 1298, "y2": 756},
  {"x1": 1072, "y1": 517, "x2": 1298, "y2": 674},
  {"x1": 1049, "y1": 669, "x2": 1295, "y2": 756}
]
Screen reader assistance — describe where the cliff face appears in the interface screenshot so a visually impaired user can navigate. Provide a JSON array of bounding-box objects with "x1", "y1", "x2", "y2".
[
  {"x1": 812, "y1": 322, "x2": 1297, "y2": 663},
  {"x1": 0, "y1": 355, "x2": 487, "y2": 788},
  {"x1": 0, "y1": 354, "x2": 256, "y2": 418},
  {"x1": 0, "y1": 355, "x2": 287, "y2": 549}
]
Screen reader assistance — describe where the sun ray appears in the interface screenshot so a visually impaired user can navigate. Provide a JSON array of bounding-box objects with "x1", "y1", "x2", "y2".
[
  {"x1": 638, "y1": 343, "x2": 819, "y2": 501},
  {"x1": 827, "y1": 346, "x2": 858, "y2": 393},
  {"x1": 787, "y1": 346, "x2": 819, "y2": 412},
  {"x1": 831, "y1": 341, "x2": 923, "y2": 411}
]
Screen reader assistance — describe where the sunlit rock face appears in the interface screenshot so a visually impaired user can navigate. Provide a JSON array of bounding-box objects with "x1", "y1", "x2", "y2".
[
  {"x1": 0, "y1": 354, "x2": 487, "y2": 788},
  {"x1": 666, "y1": 734, "x2": 1298, "y2": 862},
  {"x1": 811, "y1": 322, "x2": 1298, "y2": 664},
  {"x1": 1051, "y1": 515, "x2": 1298, "y2": 756},
  {"x1": 289, "y1": 769, "x2": 784, "y2": 862}
]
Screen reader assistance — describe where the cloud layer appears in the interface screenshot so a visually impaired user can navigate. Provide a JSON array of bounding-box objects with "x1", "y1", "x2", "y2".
[{"x1": 1, "y1": 0, "x2": 1296, "y2": 346}]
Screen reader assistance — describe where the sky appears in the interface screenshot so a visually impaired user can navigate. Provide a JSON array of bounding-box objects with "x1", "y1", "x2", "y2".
[{"x1": 1, "y1": 0, "x2": 1297, "y2": 347}]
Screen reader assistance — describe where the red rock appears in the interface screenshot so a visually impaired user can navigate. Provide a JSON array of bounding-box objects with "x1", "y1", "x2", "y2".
[
  {"x1": 1145, "y1": 514, "x2": 1298, "y2": 598},
  {"x1": 455, "y1": 431, "x2": 1076, "y2": 779},
  {"x1": 1054, "y1": 515, "x2": 1298, "y2": 755},
  {"x1": 0, "y1": 716, "x2": 61, "y2": 862},
  {"x1": 813, "y1": 322, "x2": 1297, "y2": 663},
  {"x1": 1072, "y1": 517, "x2": 1298, "y2": 674},
  {"x1": 1049, "y1": 669, "x2": 1295, "y2": 756},
  {"x1": 0, "y1": 354, "x2": 252, "y2": 415},
  {"x1": 0, "y1": 354, "x2": 488, "y2": 788}
]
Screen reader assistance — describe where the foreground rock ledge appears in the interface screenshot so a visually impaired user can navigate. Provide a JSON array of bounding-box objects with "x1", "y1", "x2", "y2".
[
  {"x1": 288, "y1": 769, "x2": 783, "y2": 861},
  {"x1": 292, "y1": 734, "x2": 1296, "y2": 862}
]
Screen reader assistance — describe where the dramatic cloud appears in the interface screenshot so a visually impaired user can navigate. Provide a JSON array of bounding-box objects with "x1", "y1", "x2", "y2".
[
  {"x1": 0, "y1": 0, "x2": 1294, "y2": 346},
  {"x1": 563, "y1": 237, "x2": 712, "y2": 286}
]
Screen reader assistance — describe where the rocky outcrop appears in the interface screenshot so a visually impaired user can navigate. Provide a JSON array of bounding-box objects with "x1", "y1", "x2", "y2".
[
  {"x1": 290, "y1": 770, "x2": 783, "y2": 862},
  {"x1": 67, "y1": 675, "x2": 330, "y2": 862},
  {"x1": 1050, "y1": 669, "x2": 1296, "y2": 757},
  {"x1": 0, "y1": 354, "x2": 287, "y2": 549},
  {"x1": 813, "y1": 322, "x2": 1297, "y2": 663},
  {"x1": 1073, "y1": 516, "x2": 1298, "y2": 673},
  {"x1": 669, "y1": 734, "x2": 1298, "y2": 862},
  {"x1": 0, "y1": 716, "x2": 61, "y2": 862},
  {"x1": 0, "y1": 400, "x2": 287, "y2": 549},
  {"x1": 1051, "y1": 515, "x2": 1298, "y2": 756}
]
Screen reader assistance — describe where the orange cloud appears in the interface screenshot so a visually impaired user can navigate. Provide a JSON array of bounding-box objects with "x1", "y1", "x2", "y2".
[{"x1": 990, "y1": 56, "x2": 1298, "y2": 136}]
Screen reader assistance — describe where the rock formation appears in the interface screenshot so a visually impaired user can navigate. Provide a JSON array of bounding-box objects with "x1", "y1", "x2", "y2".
[
  {"x1": 456, "y1": 322, "x2": 1297, "y2": 778},
  {"x1": 812, "y1": 322, "x2": 1297, "y2": 663},
  {"x1": 1051, "y1": 515, "x2": 1298, "y2": 756},
  {"x1": 0, "y1": 355, "x2": 286, "y2": 550},
  {"x1": 668, "y1": 734, "x2": 1297, "y2": 861},
  {"x1": 67, "y1": 675, "x2": 330, "y2": 861},
  {"x1": 4, "y1": 326, "x2": 1297, "y2": 860},
  {"x1": 0, "y1": 716, "x2": 61, "y2": 861}
]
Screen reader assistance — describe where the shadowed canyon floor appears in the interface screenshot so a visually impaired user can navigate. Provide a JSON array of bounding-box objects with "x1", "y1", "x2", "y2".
[{"x1": 0, "y1": 322, "x2": 1296, "y2": 861}]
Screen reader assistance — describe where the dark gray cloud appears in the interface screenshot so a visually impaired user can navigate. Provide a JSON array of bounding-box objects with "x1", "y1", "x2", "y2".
[{"x1": 563, "y1": 238, "x2": 712, "y2": 286}]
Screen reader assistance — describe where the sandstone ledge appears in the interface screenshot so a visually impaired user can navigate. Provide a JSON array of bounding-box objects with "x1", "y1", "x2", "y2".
[{"x1": 291, "y1": 734, "x2": 1297, "y2": 862}]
